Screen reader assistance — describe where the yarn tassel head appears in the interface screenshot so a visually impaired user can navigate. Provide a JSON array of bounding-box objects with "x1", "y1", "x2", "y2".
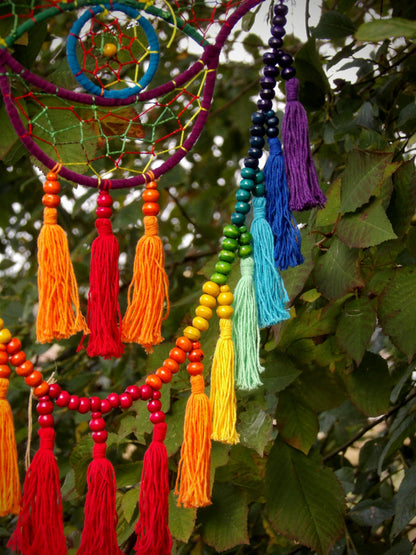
[
  {"x1": 0, "y1": 377, "x2": 21, "y2": 517},
  {"x1": 7, "y1": 426, "x2": 67, "y2": 555},
  {"x1": 210, "y1": 317, "x2": 239, "y2": 444},
  {"x1": 251, "y1": 196, "x2": 290, "y2": 328},
  {"x1": 264, "y1": 136, "x2": 304, "y2": 271},
  {"x1": 175, "y1": 374, "x2": 211, "y2": 508},
  {"x1": 122, "y1": 215, "x2": 169, "y2": 353},
  {"x1": 81, "y1": 190, "x2": 124, "y2": 359},
  {"x1": 282, "y1": 78, "x2": 326, "y2": 211},
  {"x1": 135, "y1": 422, "x2": 172, "y2": 555},
  {"x1": 232, "y1": 257, "x2": 264, "y2": 390},
  {"x1": 77, "y1": 442, "x2": 123, "y2": 555},
  {"x1": 37, "y1": 171, "x2": 88, "y2": 343}
]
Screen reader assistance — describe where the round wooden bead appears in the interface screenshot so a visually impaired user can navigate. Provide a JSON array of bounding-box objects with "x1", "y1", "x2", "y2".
[
  {"x1": 68, "y1": 395, "x2": 80, "y2": 411},
  {"x1": 78, "y1": 397, "x2": 91, "y2": 414},
  {"x1": 36, "y1": 400, "x2": 54, "y2": 415},
  {"x1": 92, "y1": 431, "x2": 108, "y2": 443},
  {"x1": 156, "y1": 367, "x2": 172, "y2": 383},
  {"x1": 90, "y1": 396, "x2": 101, "y2": 411},
  {"x1": 202, "y1": 281, "x2": 220, "y2": 297},
  {"x1": 240, "y1": 178, "x2": 255, "y2": 191},
  {"x1": 91, "y1": 411, "x2": 101, "y2": 419},
  {"x1": 119, "y1": 393, "x2": 133, "y2": 409},
  {"x1": 146, "y1": 374, "x2": 163, "y2": 390},
  {"x1": 195, "y1": 305, "x2": 213, "y2": 320},
  {"x1": 192, "y1": 341, "x2": 201, "y2": 349},
  {"x1": 239, "y1": 232, "x2": 252, "y2": 245},
  {"x1": 199, "y1": 294, "x2": 216, "y2": 309},
  {"x1": 169, "y1": 347, "x2": 187, "y2": 364},
  {"x1": 147, "y1": 399, "x2": 162, "y2": 413},
  {"x1": 43, "y1": 180, "x2": 60, "y2": 194},
  {"x1": 239, "y1": 244, "x2": 253, "y2": 258},
  {"x1": 188, "y1": 349, "x2": 204, "y2": 362},
  {"x1": 241, "y1": 166, "x2": 257, "y2": 178},
  {"x1": 100, "y1": 399, "x2": 112, "y2": 413},
  {"x1": 218, "y1": 291, "x2": 233, "y2": 305},
  {"x1": 152, "y1": 390, "x2": 162, "y2": 400},
  {"x1": 56, "y1": 390, "x2": 70, "y2": 407},
  {"x1": 254, "y1": 183, "x2": 266, "y2": 197},
  {"x1": 126, "y1": 385, "x2": 141, "y2": 400},
  {"x1": 215, "y1": 261, "x2": 232, "y2": 274},
  {"x1": 140, "y1": 385, "x2": 153, "y2": 400},
  {"x1": 221, "y1": 237, "x2": 238, "y2": 251},
  {"x1": 5, "y1": 337, "x2": 21, "y2": 353},
  {"x1": 38, "y1": 414, "x2": 54, "y2": 428},
  {"x1": 235, "y1": 201, "x2": 250, "y2": 215},
  {"x1": 183, "y1": 326, "x2": 201, "y2": 341},
  {"x1": 231, "y1": 212, "x2": 245, "y2": 226},
  {"x1": 9, "y1": 350, "x2": 26, "y2": 367},
  {"x1": 42, "y1": 193, "x2": 60, "y2": 208},
  {"x1": 192, "y1": 316, "x2": 209, "y2": 332},
  {"x1": 210, "y1": 272, "x2": 227, "y2": 285},
  {"x1": 142, "y1": 189, "x2": 160, "y2": 202},
  {"x1": 236, "y1": 189, "x2": 251, "y2": 202},
  {"x1": 46, "y1": 171, "x2": 58, "y2": 181},
  {"x1": 0, "y1": 351, "x2": 7, "y2": 364},
  {"x1": 103, "y1": 42, "x2": 117, "y2": 58},
  {"x1": 146, "y1": 180, "x2": 158, "y2": 189},
  {"x1": 90, "y1": 418, "x2": 106, "y2": 431},
  {"x1": 150, "y1": 411, "x2": 165, "y2": 424},
  {"x1": 97, "y1": 193, "x2": 113, "y2": 207},
  {"x1": 187, "y1": 362, "x2": 204, "y2": 376},
  {"x1": 223, "y1": 224, "x2": 240, "y2": 239},
  {"x1": 34, "y1": 381, "x2": 50, "y2": 398},
  {"x1": 176, "y1": 336, "x2": 193, "y2": 352},
  {"x1": 217, "y1": 305, "x2": 234, "y2": 319},
  {"x1": 96, "y1": 206, "x2": 112, "y2": 218},
  {"x1": 0, "y1": 364, "x2": 11, "y2": 378},
  {"x1": 25, "y1": 370, "x2": 43, "y2": 388},
  {"x1": 142, "y1": 202, "x2": 159, "y2": 216},
  {"x1": 163, "y1": 358, "x2": 179, "y2": 374},
  {"x1": 220, "y1": 285, "x2": 230, "y2": 292},
  {"x1": 218, "y1": 250, "x2": 235, "y2": 264},
  {"x1": 107, "y1": 392, "x2": 120, "y2": 408},
  {"x1": 48, "y1": 383, "x2": 61, "y2": 399}
]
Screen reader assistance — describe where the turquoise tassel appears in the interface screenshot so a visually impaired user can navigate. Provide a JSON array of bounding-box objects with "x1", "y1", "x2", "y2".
[
  {"x1": 232, "y1": 257, "x2": 264, "y2": 390},
  {"x1": 264, "y1": 136, "x2": 303, "y2": 271},
  {"x1": 251, "y1": 196, "x2": 290, "y2": 328}
]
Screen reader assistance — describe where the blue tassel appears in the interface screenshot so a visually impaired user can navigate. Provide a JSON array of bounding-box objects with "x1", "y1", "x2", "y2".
[
  {"x1": 264, "y1": 136, "x2": 303, "y2": 271},
  {"x1": 232, "y1": 257, "x2": 264, "y2": 390},
  {"x1": 251, "y1": 196, "x2": 290, "y2": 328}
]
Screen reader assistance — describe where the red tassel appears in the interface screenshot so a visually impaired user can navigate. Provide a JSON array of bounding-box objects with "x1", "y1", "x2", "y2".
[
  {"x1": 77, "y1": 442, "x2": 123, "y2": 555},
  {"x1": 7, "y1": 427, "x2": 67, "y2": 555},
  {"x1": 81, "y1": 191, "x2": 124, "y2": 359},
  {"x1": 135, "y1": 422, "x2": 172, "y2": 555}
]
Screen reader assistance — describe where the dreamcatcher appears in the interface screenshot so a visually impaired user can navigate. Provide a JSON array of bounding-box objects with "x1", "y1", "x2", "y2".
[{"x1": 0, "y1": 0, "x2": 326, "y2": 553}]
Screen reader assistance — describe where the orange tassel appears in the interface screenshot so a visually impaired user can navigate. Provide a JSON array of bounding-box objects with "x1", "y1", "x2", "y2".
[
  {"x1": 122, "y1": 216, "x2": 169, "y2": 353},
  {"x1": 0, "y1": 377, "x2": 21, "y2": 517},
  {"x1": 37, "y1": 207, "x2": 88, "y2": 343},
  {"x1": 175, "y1": 374, "x2": 211, "y2": 508}
]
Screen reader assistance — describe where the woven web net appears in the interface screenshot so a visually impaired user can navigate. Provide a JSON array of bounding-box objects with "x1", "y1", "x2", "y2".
[{"x1": 0, "y1": 0, "x2": 254, "y2": 186}]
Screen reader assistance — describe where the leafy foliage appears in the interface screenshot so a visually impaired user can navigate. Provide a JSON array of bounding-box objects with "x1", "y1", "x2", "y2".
[{"x1": 1, "y1": 1, "x2": 416, "y2": 554}]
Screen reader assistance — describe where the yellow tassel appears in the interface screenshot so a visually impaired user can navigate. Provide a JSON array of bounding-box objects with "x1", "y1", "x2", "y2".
[
  {"x1": 122, "y1": 216, "x2": 169, "y2": 353},
  {"x1": 210, "y1": 318, "x2": 240, "y2": 444},
  {"x1": 37, "y1": 207, "x2": 88, "y2": 343},
  {"x1": 0, "y1": 378, "x2": 21, "y2": 516},
  {"x1": 175, "y1": 374, "x2": 211, "y2": 508}
]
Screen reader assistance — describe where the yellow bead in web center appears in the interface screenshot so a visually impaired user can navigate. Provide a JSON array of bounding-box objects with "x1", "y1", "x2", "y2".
[{"x1": 103, "y1": 43, "x2": 118, "y2": 58}]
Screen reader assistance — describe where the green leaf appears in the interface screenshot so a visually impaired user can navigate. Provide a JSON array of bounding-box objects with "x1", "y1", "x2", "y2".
[
  {"x1": 387, "y1": 160, "x2": 416, "y2": 238},
  {"x1": 295, "y1": 39, "x2": 330, "y2": 109},
  {"x1": 276, "y1": 387, "x2": 319, "y2": 455},
  {"x1": 378, "y1": 267, "x2": 416, "y2": 360},
  {"x1": 343, "y1": 352, "x2": 392, "y2": 416},
  {"x1": 350, "y1": 498, "x2": 395, "y2": 527},
  {"x1": 121, "y1": 488, "x2": 139, "y2": 524},
  {"x1": 355, "y1": 18, "x2": 416, "y2": 42},
  {"x1": 281, "y1": 231, "x2": 315, "y2": 302},
  {"x1": 315, "y1": 178, "x2": 341, "y2": 229},
  {"x1": 266, "y1": 440, "x2": 345, "y2": 554},
  {"x1": 315, "y1": 238, "x2": 364, "y2": 300},
  {"x1": 238, "y1": 404, "x2": 273, "y2": 456},
  {"x1": 340, "y1": 150, "x2": 394, "y2": 213},
  {"x1": 391, "y1": 464, "x2": 416, "y2": 538},
  {"x1": 69, "y1": 435, "x2": 94, "y2": 496},
  {"x1": 378, "y1": 408, "x2": 416, "y2": 473},
  {"x1": 297, "y1": 366, "x2": 347, "y2": 413},
  {"x1": 336, "y1": 297, "x2": 377, "y2": 364},
  {"x1": 200, "y1": 482, "x2": 249, "y2": 552},
  {"x1": 261, "y1": 352, "x2": 302, "y2": 393},
  {"x1": 313, "y1": 11, "x2": 356, "y2": 39},
  {"x1": 337, "y1": 199, "x2": 397, "y2": 248},
  {"x1": 168, "y1": 491, "x2": 196, "y2": 543}
]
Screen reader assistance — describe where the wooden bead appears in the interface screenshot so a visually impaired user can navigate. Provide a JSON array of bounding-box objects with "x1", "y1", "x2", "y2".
[
  {"x1": 36, "y1": 400, "x2": 54, "y2": 415},
  {"x1": 119, "y1": 393, "x2": 133, "y2": 409},
  {"x1": 56, "y1": 390, "x2": 70, "y2": 407},
  {"x1": 100, "y1": 399, "x2": 112, "y2": 413},
  {"x1": 42, "y1": 193, "x2": 60, "y2": 208},
  {"x1": 142, "y1": 189, "x2": 160, "y2": 202},
  {"x1": 25, "y1": 370, "x2": 43, "y2": 388},
  {"x1": 9, "y1": 350, "x2": 26, "y2": 367},
  {"x1": 220, "y1": 285, "x2": 230, "y2": 292},
  {"x1": 216, "y1": 305, "x2": 234, "y2": 319},
  {"x1": 152, "y1": 390, "x2": 162, "y2": 400},
  {"x1": 176, "y1": 336, "x2": 193, "y2": 352},
  {"x1": 90, "y1": 396, "x2": 101, "y2": 411},
  {"x1": 38, "y1": 414, "x2": 54, "y2": 428},
  {"x1": 0, "y1": 364, "x2": 11, "y2": 378},
  {"x1": 169, "y1": 347, "x2": 187, "y2": 364},
  {"x1": 199, "y1": 294, "x2": 216, "y2": 309},
  {"x1": 103, "y1": 42, "x2": 117, "y2": 58},
  {"x1": 96, "y1": 206, "x2": 112, "y2": 218},
  {"x1": 146, "y1": 180, "x2": 158, "y2": 189},
  {"x1": 202, "y1": 281, "x2": 220, "y2": 297},
  {"x1": 0, "y1": 351, "x2": 8, "y2": 364},
  {"x1": 150, "y1": 411, "x2": 165, "y2": 424},
  {"x1": 142, "y1": 202, "x2": 160, "y2": 216},
  {"x1": 217, "y1": 292, "x2": 234, "y2": 306},
  {"x1": 5, "y1": 336, "x2": 20, "y2": 353},
  {"x1": 92, "y1": 430, "x2": 108, "y2": 443},
  {"x1": 97, "y1": 193, "x2": 113, "y2": 207},
  {"x1": 78, "y1": 397, "x2": 91, "y2": 414},
  {"x1": 16, "y1": 360, "x2": 34, "y2": 377},
  {"x1": 34, "y1": 381, "x2": 50, "y2": 398},
  {"x1": 46, "y1": 171, "x2": 58, "y2": 181},
  {"x1": 68, "y1": 395, "x2": 80, "y2": 410},
  {"x1": 187, "y1": 362, "x2": 204, "y2": 376},
  {"x1": 156, "y1": 367, "x2": 172, "y2": 383},
  {"x1": 195, "y1": 305, "x2": 213, "y2": 320},
  {"x1": 183, "y1": 326, "x2": 201, "y2": 341},
  {"x1": 90, "y1": 418, "x2": 106, "y2": 431},
  {"x1": 48, "y1": 383, "x2": 61, "y2": 399},
  {"x1": 140, "y1": 385, "x2": 153, "y2": 400},
  {"x1": 163, "y1": 358, "x2": 179, "y2": 374},
  {"x1": 146, "y1": 374, "x2": 163, "y2": 390},
  {"x1": 126, "y1": 385, "x2": 141, "y2": 400},
  {"x1": 43, "y1": 180, "x2": 60, "y2": 194},
  {"x1": 0, "y1": 329, "x2": 12, "y2": 345},
  {"x1": 192, "y1": 316, "x2": 209, "y2": 332},
  {"x1": 147, "y1": 399, "x2": 162, "y2": 413},
  {"x1": 107, "y1": 392, "x2": 120, "y2": 408},
  {"x1": 188, "y1": 349, "x2": 204, "y2": 362}
]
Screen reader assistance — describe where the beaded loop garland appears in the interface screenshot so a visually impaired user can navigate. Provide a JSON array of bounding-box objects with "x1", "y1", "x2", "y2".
[{"x1": 0, "y1": 0, "x2": 327, "y2": 553}]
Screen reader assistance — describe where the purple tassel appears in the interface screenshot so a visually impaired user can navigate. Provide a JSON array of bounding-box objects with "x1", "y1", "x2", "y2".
[
  {"x1": 264, "y1": 136, "x2": 303, "y2": 270},
  {"x1": 282, "y1": 78, "x2": 326, "y2": 211}
]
